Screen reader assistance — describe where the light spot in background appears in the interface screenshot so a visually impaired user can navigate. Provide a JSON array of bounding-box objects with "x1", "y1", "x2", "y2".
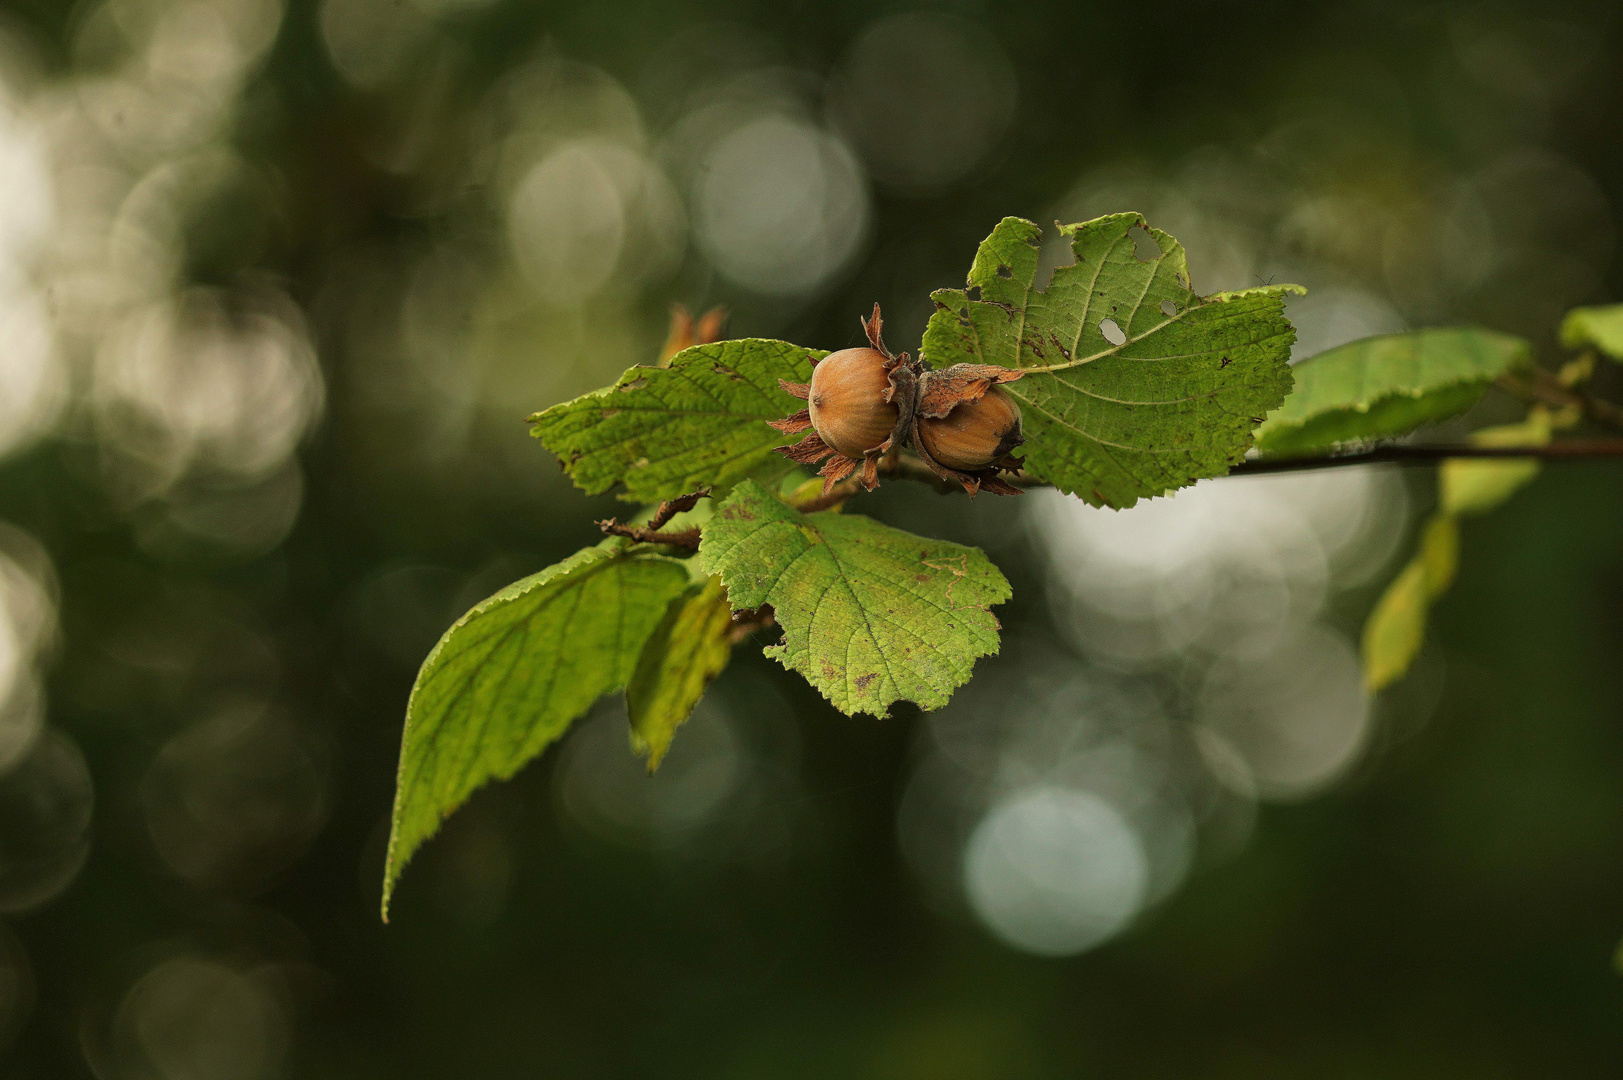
[
  {"x1": 0, "y1": 88, "x2": 64, "y2": 460},
  {"x1": 0, "y1": 728, "x2": 93, "y2": 913},
  {"x1": 964, "y1": 786, "x2": 1147, "y2": 957},
  {"x1": 558, "y1": 698, "x2": 748, "y2": 851},
  {"x1": 508, "y1": 140, "x2": 685, "y2": 305},
  {"x1": 104, "y1": 956, "x2": 289, "y2": 1080},
  {"x1": 1196, "y1": 622, "x2": 1372, "y2": 800},
  {"x1": 92, "y1": 288, "x2": 323, "y2": 501},
  {"x1": 319, "y1": 0, "x2": 436, "y2": 90},
  {"x1": 899, "y1": 649, "x2": 1200, "y2": 933},
  {"x1": 141, "y1": 702, "x2": 330, "y2": 893},
  {"x1": 0, "y1": 286, "x2": 65, "y2": 459},
  {"x1": 694, "y1": 115, "x2": 869, "y2": 296},
  {"x1": 830, "y1": 13, "x2": 1016, "y2": 191},
  {"x1": 1030, "y1": 468, "x2": 1409, "y2": 665}
]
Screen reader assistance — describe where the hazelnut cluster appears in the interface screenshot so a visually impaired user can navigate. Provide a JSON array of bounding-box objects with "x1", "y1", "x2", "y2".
[{"x1": 771, "y1": 306, "x2": 1026, "y2": 496}]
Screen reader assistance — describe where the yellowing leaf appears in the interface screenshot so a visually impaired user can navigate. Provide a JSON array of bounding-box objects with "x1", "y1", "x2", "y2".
[
  {"x1": 1362, "y1": 514, "x2": 1459, "y2": 693},
  {"x1": 1560, "y1": 303, "x2": 1623, "y2": 362},
  {"x1": 626, "y1": 576, "x2": 735, "y2": 771},
  {"x1": 1439, "y1": 411, "x2": 1551, "y2": 517},
  {"x1": 1363, "y1": 558, "x2": 1429, "y2": 693},
  {"x1": 1417, "y1": 514, "x2": 1460, "y2": 597},
  {"x1": 697, "y1": 480, "x2": 1010, "y2": 716}
]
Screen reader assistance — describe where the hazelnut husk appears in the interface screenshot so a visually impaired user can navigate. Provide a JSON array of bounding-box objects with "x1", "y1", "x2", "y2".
[{"x1": 772, "y1": 304, "x2": 1026, "y2": 496}]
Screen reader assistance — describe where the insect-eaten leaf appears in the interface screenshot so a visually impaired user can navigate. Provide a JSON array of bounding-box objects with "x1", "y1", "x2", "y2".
[
  {"x1": 1560, "y1": 302, "x2": 1623, "y2": 362},
  {"x1": 920, "y1": 214, "x2": 1302, "y2": 509},
  {"x1": 529, "y1": 339, "x2": 825, "y2": 504},
  {"x1": 1363, "y1": 514, "x2": 1459, "y2": 692},
  {"x1": 1257, "y1": 327, "x2": 1531, "y2": 455},
  {"x1": 627, "y1": 575, "x2": 735, "y2": 771},
  {"x1": 698, "y1": 480, "x2": 1011, "y2": 717},
  {"x1": 382, "y1": 540, "x2": 689, "y2": 919}
]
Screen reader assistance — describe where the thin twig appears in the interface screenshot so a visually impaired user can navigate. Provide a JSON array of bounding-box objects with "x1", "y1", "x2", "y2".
[
  {"x1": 1499, "y1": 372, "x2": 1623, "y2": 432},
  {"x1": 874, "y1": 441, "x2": 1623, "y2": 493},
  {"x1": 1230, "y1": 440, "x2": 1623, "y2": 475},
  {"x1": 645, "y1": 487, "x2": 711, "y2": 529},
  {"x1": 596, "y1": 487, "x2": 710, "y2": 548},
  {"x1": 596, "y1": 521, "x2": 701, "y2": 548}
]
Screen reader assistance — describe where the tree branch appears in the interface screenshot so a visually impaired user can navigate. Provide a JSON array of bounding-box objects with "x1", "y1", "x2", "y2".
[
  {"x1": 1229, "y1": 440, "x2": 1623, "y2": 475},
  {"x1": 1499, "y1": 371, "x2": 1623, "y2": 432},
  {"x1": 596, "y1": 521, "x2": 701, "y2": 548},
  {"x1": 874, "y1": 441, "x2": 1623, "y2": 492}
]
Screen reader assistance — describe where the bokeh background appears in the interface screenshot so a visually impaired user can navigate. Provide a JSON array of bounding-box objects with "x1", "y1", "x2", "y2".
[{"x1": 0, "y1": 0, "x2": 1621, "y2": 1075}]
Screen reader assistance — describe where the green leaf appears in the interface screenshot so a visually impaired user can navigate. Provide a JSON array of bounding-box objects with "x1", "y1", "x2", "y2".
[
  {"x1": 383, "y1": 541, "x2": 690, "y2": 918},
  {"x1": 529, "y1": 339, "x2": 824, "y2": 503},
  {"x1": 697, "y1": 480, "x2": 1010, "y2": 717},
  {"x1": 1362, "y1": 514, "x2": 1459, "y2": 692},
  {"x1": 1560, "y1": 303, "x2": 1623, "y2": 361},
  {"x1": 919, "y1": 214, "x2": 1301, "y2": 509},
  {"x1": 626, "y1": 575, "x2": 735, "y2": 771},
  {"x1": 1439, "y1": 411, "x2": 1551, "y2": 517},
  {"x1": 1256, "y1": 327, "x2": 1531, "y2": 454}
]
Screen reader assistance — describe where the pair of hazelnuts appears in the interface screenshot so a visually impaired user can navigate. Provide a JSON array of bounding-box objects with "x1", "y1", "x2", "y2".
[{"x1": 771, "y1": 306, "x2": 1026, "y2": 496}]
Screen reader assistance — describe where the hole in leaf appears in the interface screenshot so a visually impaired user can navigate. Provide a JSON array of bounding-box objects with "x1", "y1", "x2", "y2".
[
  {"x1": 996, "y1": 264, "x2": 1013, "y2": 279},
  {"x1": 1160, "y1": 300, "x2": 1177, "y2": 318},
  {"x1": 1099, "y1": 318, "x2": 1126, "y2": 346},
  {"x1": 1128, "y1": 226, "x2": 1160, "y2": 262}
]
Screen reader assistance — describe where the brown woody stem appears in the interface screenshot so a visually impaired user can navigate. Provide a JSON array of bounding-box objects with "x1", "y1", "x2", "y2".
[
  {"x1": 596, "y1": 521, "x2": 702, "y2": 548},
  {"x1": 1498, "y1": 372, "x2": 1623, "y2": 432}
]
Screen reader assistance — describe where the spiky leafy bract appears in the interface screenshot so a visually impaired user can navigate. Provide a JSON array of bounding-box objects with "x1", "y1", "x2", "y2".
[
  {"x1": 697, "y1": 481, "x2": 1010, "y2": 717},
  {"x1": 529, "y1": 339, "x2": 825, "y2": 503},
  {"x1": 627, "y1": 576, "x2": 735, "y2": 771},
  {"x1": 919, "y1": 214, "x2": 1301, "y2": 509},
  {"x1": 382, "y1": 540, "x2": 689, "y2": 918},
  {"x1": 1256, "y1": 328, "x2": 1531, "y2": 454}
]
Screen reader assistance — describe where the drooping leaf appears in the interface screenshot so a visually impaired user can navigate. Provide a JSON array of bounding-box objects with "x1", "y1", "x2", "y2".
[
  {"x1": 1439, "y1": 410, "x2": 1552, "y2": 517},
  {"x1": 626, "y1": 575, "x2": 735, "y2": 771},
  {"x1": 697, "y1": 480, "x2": 1010, "y2": 716},
  {"x1": 1559, "y1": 303, "x2": 1623, "y2": 361},
  {"x1": 1363, "y1": 514, "x2": 1459, "y2": 692},
  {"x1": 1256, "y1": 327, "x2": 1531, "y2": 454},
  {"x1": 529, "y1": 339, "x2": 824, "y2": 503},
  {"x1": 383, "y1": 541, "x2": 689, "y2": 917},
  {"x1": 919, "y1": 214, "x2": 1302, "y2": 509}
]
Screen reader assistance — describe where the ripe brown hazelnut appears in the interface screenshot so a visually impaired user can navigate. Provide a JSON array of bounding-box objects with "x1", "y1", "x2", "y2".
[
  {"x1": 916, "y1": 385, "x2": 1023, "y2": 471},
  {"x1": 807, "y1": 347, "x2": 899, "y2": 458}
]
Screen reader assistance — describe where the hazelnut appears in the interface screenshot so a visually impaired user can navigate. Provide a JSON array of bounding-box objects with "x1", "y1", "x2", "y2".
[
  {"x1": 916, "y1": 385, "x2": 1023, "y2": 470},
  {"x1": 807, "y1": 347, "x2": 899, "y2": 458}
]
